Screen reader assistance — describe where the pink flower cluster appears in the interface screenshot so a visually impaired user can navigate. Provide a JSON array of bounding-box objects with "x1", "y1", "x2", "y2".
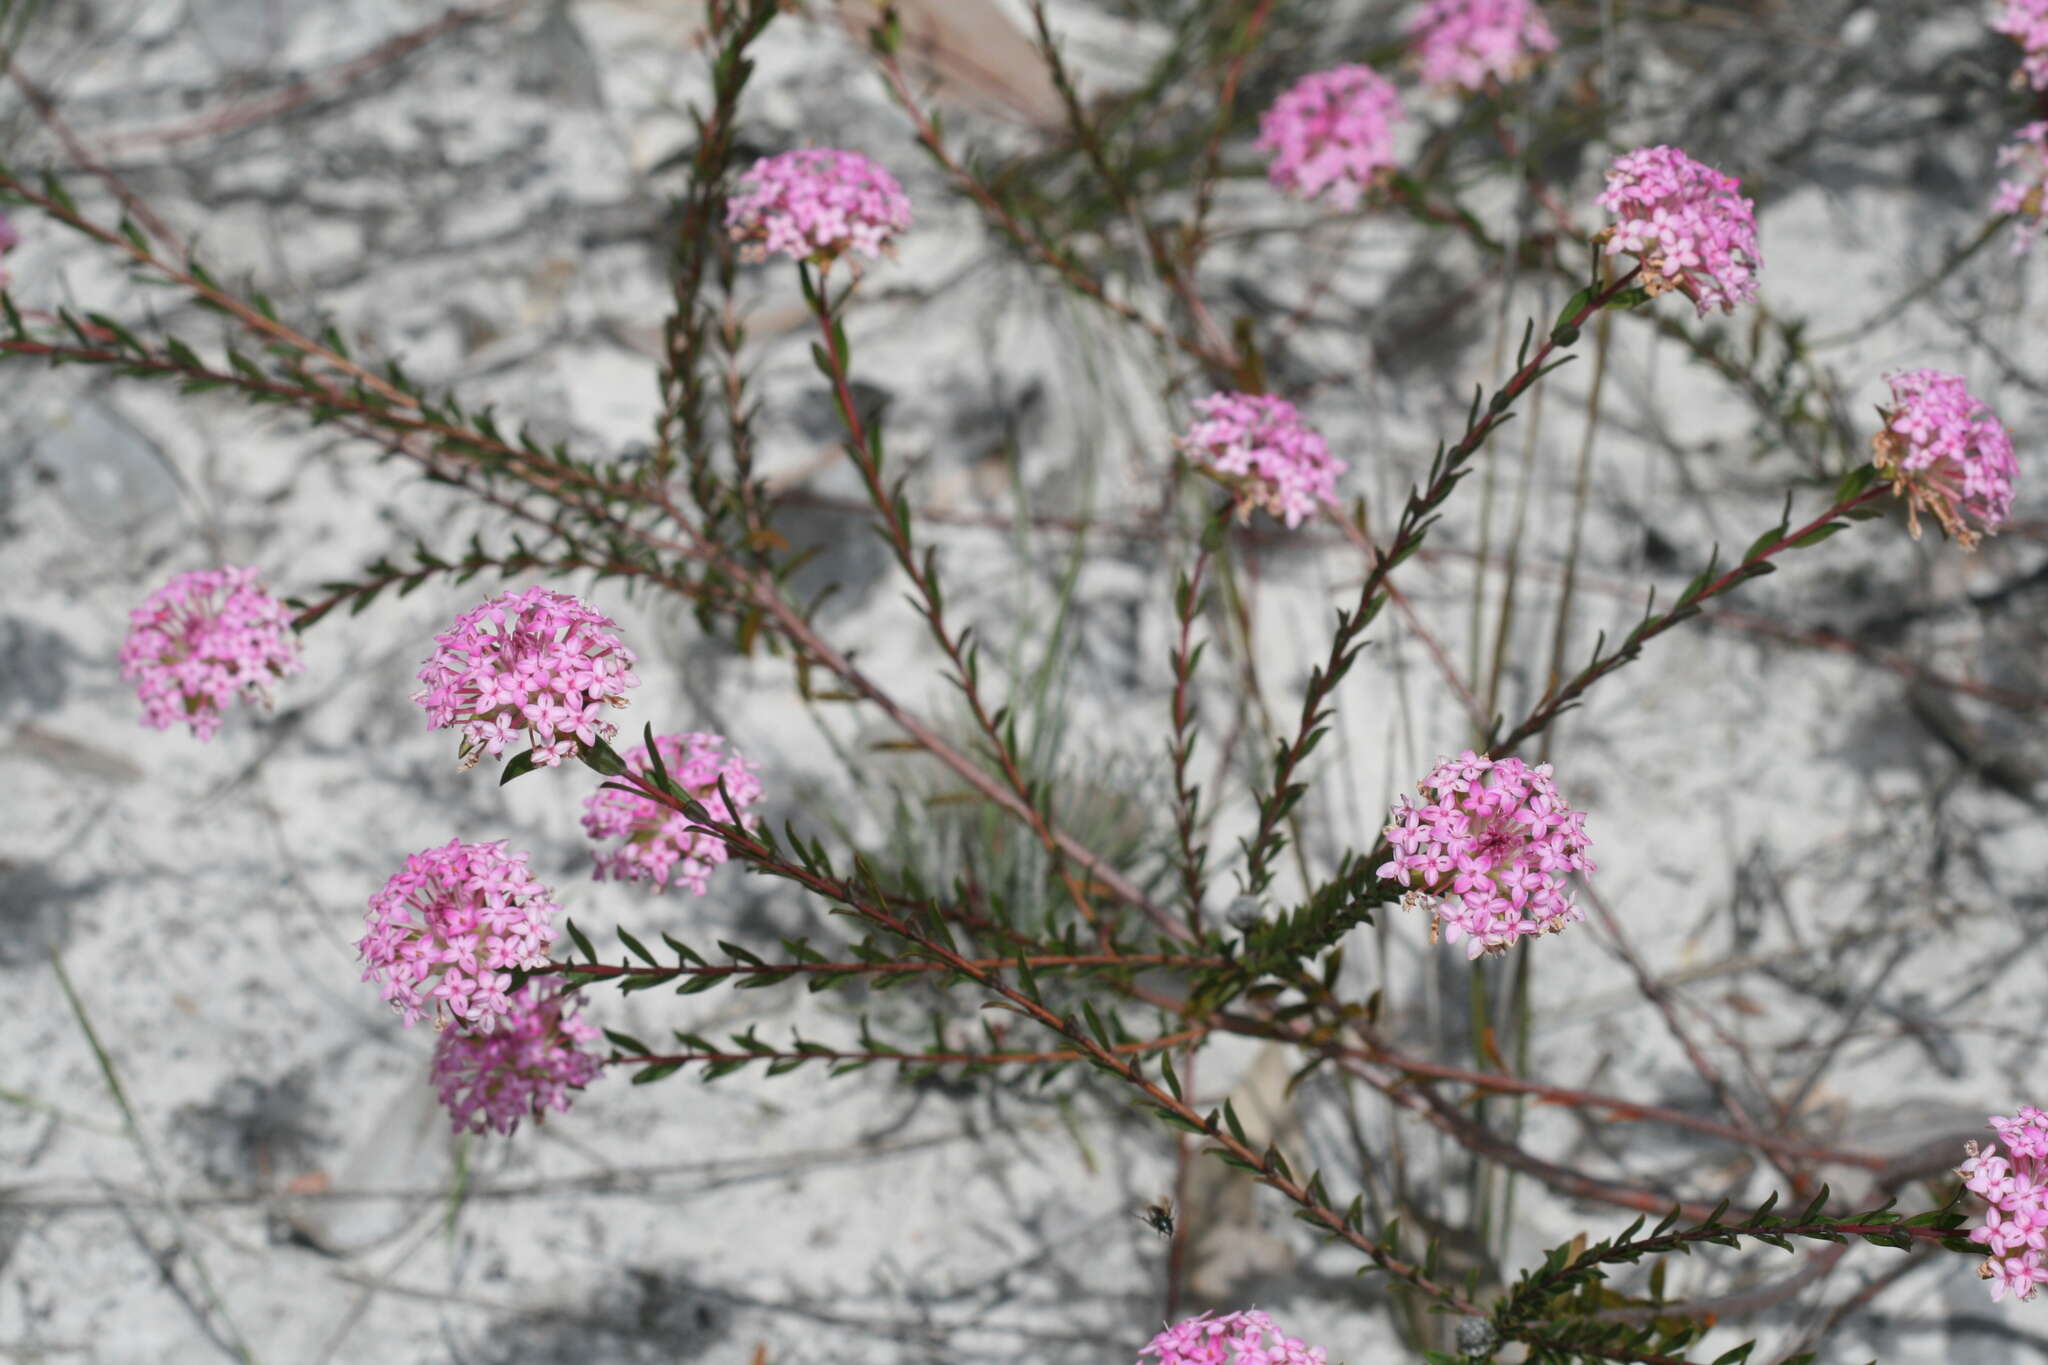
[
  {"x1": 1407, "y1": 0, "x2": 1559, "y2": 91},
  {"x1": 581, "y1": 732, "x2": 762, "y2": 894},
  {"x1": 1178, "y1": 392, "x2": 1346, "y2": 529},
  {"x1": 1376, "y1": 752, "x2": 1595, "y2": 959},
  {"x1": 726, "y1": 148, "x2": 912, "y2": 268},
  {"x1": 1139, "y1": 1310, "x2": 1325, "y2": 1365},
  {"x1": 1256, "y1": 65, "x2": 1404, "y2": 209},
  {"x1": 1871, "y1": 369, "x2": 2019, "y2": 548},
  {"x1": 413, "y1": 586, "x2": 640, "y2": 769},
  {"x1": 431, "y1": 981, "x2": 603, "y2": 1136},
  {"x1": 1994, "y1": 121, "x2": 2048, "y2": 255},
  {"x1": 1995, "y1": 0, "x2": 2048, "y2": 90},
  {"x1": 1595, "y1": 145, "x2": 1761, "y2": 316},
  {"x1": 356, "y1": 839, "x2": 562, "y2": 1030},
  {"x1": 120, "y1": 566, "x2": 304, "y2": 741},
  {"x1": 1961, "y1": 1107, "x2": 2048, "y2": 1303}
]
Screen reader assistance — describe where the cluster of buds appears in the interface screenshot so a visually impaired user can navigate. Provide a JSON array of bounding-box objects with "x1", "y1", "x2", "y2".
[
  {"x1": 431, "y1": 982, "x2": 603, "y2": 1136},
  {"x1": 1871, "y1": 368, "x2": 2018, "y2": 548},
  {"x1": 1139, "y1": 1310, "x2": 1326, "y2": 1365},
  {"x1": 1177, "y1": 391, "x2": 1346, "y2": 529},
  {"x1": 1594, "y1": 144, "x2": 1761, "y2": 316},
  {"x1": 1407, "y1": 0, "x2": 1558, "y2": 91},
  {"x1": 412, "y1": 585, "x2": 641, "y2": 769},
  {"x1": 119, "y1": 566, "x2": 303, "y2": 741},
  {"x1": 1961, "y1": 1107, "x2": 2048, "y2": 1302},
  {"x1": 1256, "y1": 65, "x2": 1404, "y2": 209},
  {"x1": 1377, "y1": 752, "x2": 1595, "y2": 959},
  {"x1": 581, "y1": 731, "x2": 763, "y2": 894},
  {"x1": 725, "y1": 147, "x2": 911, "y2": 270},
  {"x1": 355, "y1": 838, "x2": 562, "y2": 1032}
]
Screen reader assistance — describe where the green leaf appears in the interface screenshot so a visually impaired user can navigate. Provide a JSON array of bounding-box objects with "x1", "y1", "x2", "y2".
[
  {"x1": 601, "y1": 1028, "x2": 652, "y2": 1055},
  {"x1": 499, "y1": 749, "x2": 542, "y2": 785},
  {"x1": 617, "y1": 927, "x2": 659, "y2": 967},
  {"x1": 1789, "y1": 522, "x2": 1846, "y2": 549},
  {"x1": 564, "y1": 917, "x2": 598, "y2": 963},
  {"x1": 629, "y1": 1060, "x2": 684, "y2": 1085},
  {"x1": 577, "y1": 737, "x2": 630, "y2": 777}
]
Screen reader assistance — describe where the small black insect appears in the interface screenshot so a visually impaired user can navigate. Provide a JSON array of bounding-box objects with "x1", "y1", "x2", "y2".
[{"x1": 1137, "y1": 1197, "x2": 1175, "y2": 1238}]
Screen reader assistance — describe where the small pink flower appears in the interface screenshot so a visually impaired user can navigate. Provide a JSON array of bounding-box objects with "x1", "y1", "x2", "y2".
[
  {"x1": 1965, "y1": 1109, "x2": 2048, "y2": 1303},
  {"x1": 581, "y1": 732, "x2": 763, "y2": 895},
  {"x1": 1177, "y1": 392, "x2": 1346, "y2": 529},
  {"x1": 357, "y1": 839, "x2": 562, "y2": 1030},
  {"x1": 1378, "y1": 754, "x2": 1594, "y2": 958},
  {"x1": 1256, "y1": 65, "x2": 1403, "y2": 209},
  {"x1": 1994, "y1": 122, "x2": 2048, "y2": 255},
  {"x1": 1595, "y1": 145, "x2": 1761, "y2": 316},
  {"x1": 725, "y1": 148, "x2": 912, "y2": 269},
  {"x1": 1139, "y1": 1309, "x2": 1327, "y2": 1365},
  {"x1": 1407, "y1": 0, "x2": 1558, "y2": 91},
  {"x1": 430, "y1": 981, "x2": 602, "y2": 1136},
  {"x1": 1995, "y1": 0, "x2": 2048, "y2": 90},
  {"x1": 119, "y1": 566, "x2": 304, "y2": 741},
  {"x1": 1870, "y1": 369, "x2": 2018, "y2": 549},
  {"x1": 413, "y1": 585, "x2": 639, "y2": 769}
]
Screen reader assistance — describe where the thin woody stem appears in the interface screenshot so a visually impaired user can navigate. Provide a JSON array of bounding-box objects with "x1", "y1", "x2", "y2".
[{"x1": 609, "y1": 1027, "x2": 1208, "y2": 1072}]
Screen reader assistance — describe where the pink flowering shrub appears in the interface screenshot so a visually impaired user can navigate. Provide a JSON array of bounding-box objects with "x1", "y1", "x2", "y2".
[
  {"x1": 1995, "y1": 0, "x2": 2048, "y2": 89},
  {"x1": 1871, "y1": 369, "x2": 2019, "y2": 547},
  {"x1": 1994, "y1": 121, "x2": 2048, "y2": 254},
  {"x1": 431, "y1": 981, "x2": 603, "y2": 1136},
  {"x1": 356, "y1": 839, "x2": 562, "y2": 1031},
  {"x1": 1961, "y1": 1108, "x2": 2048, "y2": 1303},
  {"x1": 119, "y1": 565, "x2": 304, "y2": 741},
  {"x1": 581, "y1": 731, "x2": 763, "y2": 894},
  {"x1": 1255, "y1": 65, "x2": 1403, "y2": 209},
  {"x1": 412, "y1": 585, "x2": 640, "y2": 769},
  {"x1": 1377, "y1": 752, "x2": 1595, "y2": 959},
  {"x1": 1407, "y1": 0, "x2": 1558, "y2": 91},
  {"x1": 1594, "y1": 145, "x2": 1761, "y2": 316},
  {"x1": 725, "y1": 148, "x2": 911, "y2": 268},
  {"x1": 1177, "y1": 392, "x2": 1346, "y2": 529},
  {"x1": 1139, "y1": 1310, "x2": 1326, "y2": 1365}
]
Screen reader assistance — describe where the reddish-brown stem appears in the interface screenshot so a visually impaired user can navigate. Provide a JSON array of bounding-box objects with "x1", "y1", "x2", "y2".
[
  {"x1": 807, "y1": 280, "x2": 1124, "y2": 942},
  {"x1": 1239, "y1": 268, "x2": 1641, "y2": 896},
  {"x1": 533, "y1": 951, "x2": 1217, "y2": 982},
  {"x1": 609, "y1": 1027, "x2": 1208, "y2": 1072},
  {"x1": 1494, "y1": 485, "x2": 1890, "y2": 752}
]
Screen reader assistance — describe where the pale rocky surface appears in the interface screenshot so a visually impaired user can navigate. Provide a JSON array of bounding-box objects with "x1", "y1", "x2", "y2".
[{"x1": 2, "y1": 2, "x2": 2046, "y2": 1363}]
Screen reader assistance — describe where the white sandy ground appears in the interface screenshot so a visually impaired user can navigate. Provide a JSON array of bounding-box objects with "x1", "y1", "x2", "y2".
[{"x1": 1, "y1": 1, "x2": 2046, "y2": 1362}]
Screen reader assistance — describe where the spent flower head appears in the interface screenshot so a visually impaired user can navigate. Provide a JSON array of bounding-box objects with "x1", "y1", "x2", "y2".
[
  {"x1": 413, "y1": 585, "x2": 640, "y2": 769},
  {"x1": 1871, "y1": 369, "x2": 2019, "y2": 548},
  {"x1": 357, "y1": 839, "x2": 562, "y2": 1031},
  {"x1": 1407, "y1": 0, "x2": 1559, "y2": 91},
  {"x1": 1595, "y1": 145, "x2": 1761, "y2": 316},
  {"x1": 1178, "y1": 392, "x2": 1346, "y2": 529},
  {"x1": 1994, "y1": 121, "x2": 2048, "y2": 255},
  {"x1": 1995, "y1": 0, "x2": 2048, "y2": 89},
  {"x1": 1256, "y1": 65, "x2": 1403, "y2": 209},
  {"x1": 1376, "y1": 751, "x2": 1595, "y2": 959},
  {"x1": 725, "y1": 148, "x2": 911, "y2": 269},
  {"x1": 120, "y1": 566, "x2": 304, "y2": 741},
  {"x1": 431, "y1": 981, "x2": 602, "y2": 1136},
  {"x1": 581, "y1": 731, "x2": 764, "y2": 894},
  {"x1": 1962, "y1": 1107, "x2": 2048, "y2": 1303},
  {"x1": 1139, "y1": 1309, "x2": 1327, "y2": 1365}
]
